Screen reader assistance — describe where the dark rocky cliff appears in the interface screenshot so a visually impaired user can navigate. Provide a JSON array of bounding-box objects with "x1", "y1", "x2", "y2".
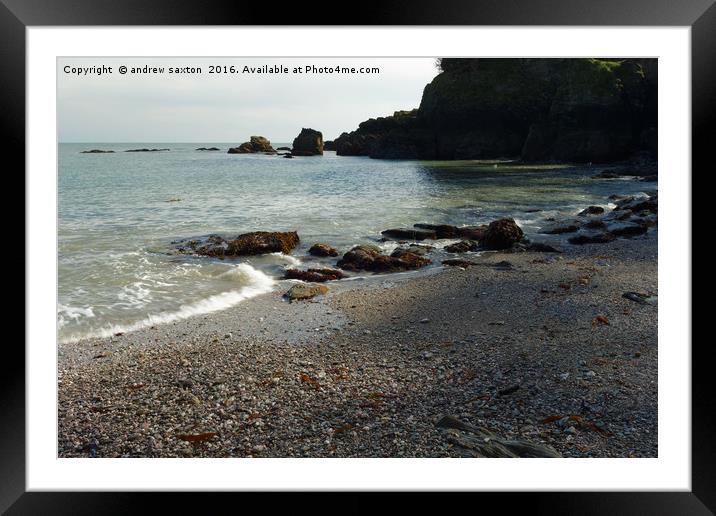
[{"x1": 334, "y1": 58, "x2": 657, "y2": 163}]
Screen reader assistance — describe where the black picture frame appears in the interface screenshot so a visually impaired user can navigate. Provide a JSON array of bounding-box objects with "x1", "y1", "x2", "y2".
[{"x1": 4, "y1": 0, "x2": 710, "y2": 513}]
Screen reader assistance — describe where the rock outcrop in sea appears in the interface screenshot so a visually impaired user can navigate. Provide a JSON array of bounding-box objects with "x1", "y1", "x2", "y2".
[
  {"x1": 228, "y1": 136, "x2": 276, "y2": 154},
  {"x1": 333, "y1": 58, "x2": 657, "y2": 163},
  {"x1": 292, "y1": 128, "x2": 324, "y2": 156}
]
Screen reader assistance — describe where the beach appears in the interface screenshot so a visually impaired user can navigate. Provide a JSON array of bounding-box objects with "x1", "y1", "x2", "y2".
[{"x1": 58, "y1": 232, "x2": 657, "y2": 458}]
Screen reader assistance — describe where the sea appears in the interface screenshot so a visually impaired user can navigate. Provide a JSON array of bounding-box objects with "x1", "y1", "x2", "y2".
[{"x1": 58, "y1": 142, "x2": 655, "y2": 342}]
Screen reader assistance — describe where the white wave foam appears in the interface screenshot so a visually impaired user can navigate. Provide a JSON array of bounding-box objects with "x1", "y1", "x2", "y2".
[
  {"x1": 59, "y1": 263, "x2": 275, "y2": 343},
  {"x1": 269, "y1": 252, "x2": 302, "y2": 266},
  {"x1": 57, "y1": 304, "x2": 95, "y2": 329}
]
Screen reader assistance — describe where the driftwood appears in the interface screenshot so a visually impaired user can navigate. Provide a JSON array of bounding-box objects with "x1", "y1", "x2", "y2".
[{"x1": 436, "y1": 415, "x2": 561, "y2": 458}]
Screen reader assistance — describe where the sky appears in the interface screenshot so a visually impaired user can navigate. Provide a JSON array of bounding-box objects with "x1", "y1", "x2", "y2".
[{"x1": 57, "y1": 57, "x2": 439, "y2": 143}]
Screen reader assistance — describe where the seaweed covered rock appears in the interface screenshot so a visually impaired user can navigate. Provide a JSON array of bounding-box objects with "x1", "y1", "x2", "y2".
[
  {"x1": 413, "y1": 223, "x2": 487, "y2": 240},
  {"x1": 228, "y1": 136, "x2": 275, "y2": 154},
  {"x1": 291, "y1": 128, "x2": 324, "y2": 156},
  {"x1": 381, "y1": 228, "x2": 437, "y2": 241},
  {"x1": 444, "y1": 240, "x2": 480, "y2": 253},
  {"x1": 481, "y1": 218, "x2": 524, "y2": 250}
]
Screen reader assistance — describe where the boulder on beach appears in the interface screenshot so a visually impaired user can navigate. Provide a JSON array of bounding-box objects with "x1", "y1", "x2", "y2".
[
  {"x1": 228, "y1": 136, "x2": 275, "y2": 154},
  {"x1": 542, "y1": 223, "x2": 581, "y2": 234},
  {"x1": 291, "y1": 128, "x2": 324, "y2": 156},
  {"x1": 284, "y1": 284, "x2": 328, "y2": 301},
  {"x1": 308, "y1": 243, "x2": 339, "y2": 257},
  {"x1": 337, "y1": 244, "x2": 431, "y2": 273},
  {"x1": 481, "y1": 218, "x2": 524, "y2": 250},
  {"x1": 391, "y1": 244, "x2": 433, "y2": 257},
  {"x1": 284, "y1": 268, "x2": 345, "y2": 282}
]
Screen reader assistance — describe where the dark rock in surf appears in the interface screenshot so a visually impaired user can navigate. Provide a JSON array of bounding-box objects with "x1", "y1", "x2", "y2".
[
  {"x1": 444, "y1": 240, "x2": 480, "y2": 253},
  {"x1": 337, "y1": 244, "x2": 431, "y2": 273},
  {"x1": 308, "y1": 243, "x2": 339, "y2": 257},
  {"x1": 481, "y1": 218, "x2": 524, "y2": 250},
  {"x1": 284, "y1": 268, "x2": 345, "y2": 282},
  {"x1": 381, "y1": 228, "x2": 437, "y2": 241},
  {"x1": 579, "y1": 206, "x2": 605, "y2": 216},
  {"x1": 81, "y1": 149, "x2": 115, "y2": 153}
]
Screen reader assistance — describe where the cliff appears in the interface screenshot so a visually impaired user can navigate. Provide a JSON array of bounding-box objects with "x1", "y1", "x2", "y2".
[{"x1": 334, "y1": 58, "x2": 657, "y2": 163}]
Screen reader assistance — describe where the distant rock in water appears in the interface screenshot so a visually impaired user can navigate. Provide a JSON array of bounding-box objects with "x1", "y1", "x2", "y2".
[
  {"x1": 196, "y1": 147, "x2": 220, "y2": 151},
  {"x1": 323, "y1": 140, "x2": 336, "y2": 151},
  {"x1": 291, "y1": 128, "x2": 324, "y2": 156},
  {"x1": 276, "y1": 146, "x2": 291, "y2": 151},
  {"x1": 335, "y1": 58, "x2": 657, "y2": 163},
  {"x1": 228, "y1": 136, "x2": 275, "y2": 154},
  {"x1": 81, "y1": 149, "x2": 114, "y2": 153},
  {"x1": 125, "y1": 148, "x2": 170, "y2": 152}
]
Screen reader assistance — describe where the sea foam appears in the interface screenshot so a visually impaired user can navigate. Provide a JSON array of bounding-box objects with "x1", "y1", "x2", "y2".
[{"x1": 59, "y1": 263, "x2": 274, "y2": 343}]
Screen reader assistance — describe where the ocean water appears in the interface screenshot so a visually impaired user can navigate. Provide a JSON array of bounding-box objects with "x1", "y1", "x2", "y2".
[{"x1": 58, "y1": 142, "x2": 654, "y2": 342}]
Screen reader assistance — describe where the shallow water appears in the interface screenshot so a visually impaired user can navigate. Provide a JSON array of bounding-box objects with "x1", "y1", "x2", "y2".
[{"x1": 58, "y1": 142, "x2": 654, "y2": 342}]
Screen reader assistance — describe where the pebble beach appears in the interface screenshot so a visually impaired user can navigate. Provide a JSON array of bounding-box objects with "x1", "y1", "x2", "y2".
[{"x1": 58, "y1": 233, "x2": 657, "y2": 458}]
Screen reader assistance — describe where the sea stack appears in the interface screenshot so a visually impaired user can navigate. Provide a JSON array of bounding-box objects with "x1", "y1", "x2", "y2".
[{"x1": 291, "y1": 128, "x2": 324, "y2": 156}]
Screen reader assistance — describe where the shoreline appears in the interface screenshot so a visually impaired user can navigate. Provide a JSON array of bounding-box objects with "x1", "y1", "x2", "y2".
[{"x1": 59, "y1": 232, "x2": 657, "y2": 458}]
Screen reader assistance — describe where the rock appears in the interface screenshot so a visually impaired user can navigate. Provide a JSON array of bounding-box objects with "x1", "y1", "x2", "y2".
[
  {"x1": 284, "y1": 268, "x2": 345, "y2": 282},
  {"x1": 579, "y1": 206, "x2": 605, "y2": 216},
  {"x1": 492, "y1": 260, "x2": 514, "y2": 270},
  {"x1": 442, "y1": 259, "x2": 477, "y2": 268},
  {"x1": 481, "y1": 218, "x2": 524, "y2": 250},
  {"x1": 284, "y1": 284, "x2": 328, "y2": 301},
  {"x1": 323, "y1": 140, "x2": 336, "y2": 151},
  {"x1": 623, "y1": 292, "x2": 657, "y2": 305},
  {"x1": 381, "y1": 228, "x2": 437, "y2": 241},
  {"x1": 444, "y1": 240, "x2": 479, "y2": 253},
  {"x1": 228, "y1": 136, "x2": 275, "y2": 154},
  {"x1": 608, "y1": 224, "x2": 649, "y2": 238},
  {"x1": 125, "y1": 148, "x2": 169, "y2": 152},
  {"x1": 617, "y1": 198, "x2": 658, "y2": 215},
  {"x1": 568, "y1": 232, "x2": 616, "y2": 245},
  {"x1": 283, "y1": 154, "x2": 294, "y2": 158},
  {"x1": 542, "y1": 223, "x2": 581, "y2": 234},
  {"x1": 308, "y1": 243, "x2": 338, "y2": 257},
  {"x1": 498, "y1": 384, "x2": 520, "y2": 396},
  {"x1": 196, "y1": 147, "x2": 220, "y2": 151},
  {"x1": 194, "y1": 231, "x2": 299, "y2": 257},
  {"x1": 337, "y1": 245, "x2": 431, "y2": 273},
  {"x1": 276, "y1": 146, "x2": 291, "y2": 151},
  {"x1": 584, "y1": 219, "x2": 607, "y2": 229},
  {"x1": 81, "y1": 149, "x2": 114, "y2": 153},
  {"x1": 436, "y1": 415, "x2": 561, "y2": 458},
  {"x1": 413, "y1": 223, "x2": 487, "y2": 240},
  {"x1": 391, "y1": 244, "x2": 432, "y2": 257},
  {"x1": 291, "y1": 128, "x2": 324, "y2": 156},
  {"x1": 526, "y1": 242, "x2": 562, "y2": 253}
]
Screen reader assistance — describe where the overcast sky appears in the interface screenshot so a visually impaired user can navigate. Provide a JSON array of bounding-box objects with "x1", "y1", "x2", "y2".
[{"x1": 57, "y1": 57, "x2": 439, "y2": 143}]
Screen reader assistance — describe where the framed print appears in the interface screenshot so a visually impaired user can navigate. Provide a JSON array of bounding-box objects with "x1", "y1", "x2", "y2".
[{"x1": 4, "y1": 0, "x2": 712, "y2": 512}]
